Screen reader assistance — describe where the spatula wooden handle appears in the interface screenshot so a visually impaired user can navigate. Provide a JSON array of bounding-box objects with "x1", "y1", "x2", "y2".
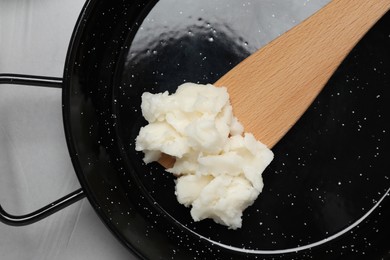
[
  {"x1": 157, "y1": 0, "x2": 389, "y2": 168},
  {"x1": 216, "y1": 0, "x2": 390, "y2": 148}
]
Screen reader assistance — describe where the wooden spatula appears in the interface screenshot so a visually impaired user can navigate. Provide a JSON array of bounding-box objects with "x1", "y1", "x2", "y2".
[{"x1": 159, "y1": 0, "x2": 390, "y2": 168}]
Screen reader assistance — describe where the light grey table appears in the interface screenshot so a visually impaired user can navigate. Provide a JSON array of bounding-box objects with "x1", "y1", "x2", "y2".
[{"x1": 0, "y1": 1, "x2": 327, "y2": 259}]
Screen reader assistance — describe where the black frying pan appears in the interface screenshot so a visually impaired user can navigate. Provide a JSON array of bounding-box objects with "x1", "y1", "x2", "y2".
[{"x1": 1, "y1": 0, "x2": 389, "y2": 259}]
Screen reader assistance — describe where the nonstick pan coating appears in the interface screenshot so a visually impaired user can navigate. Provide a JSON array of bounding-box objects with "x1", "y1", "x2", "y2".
[{"x1": 63, "y1": 0, "x2": 390, "y2": 259}]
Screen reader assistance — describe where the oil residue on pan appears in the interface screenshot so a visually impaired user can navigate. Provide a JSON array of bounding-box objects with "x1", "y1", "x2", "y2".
[{"x1": 109, "y1": 0, "x2": 389, "y2": 258}]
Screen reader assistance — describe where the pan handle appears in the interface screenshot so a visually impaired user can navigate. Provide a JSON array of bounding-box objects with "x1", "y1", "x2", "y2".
[
  {"x1": 0, "y1": 73, "x2": 86, "y2": 226},
  {"x1": 0, "y1": 73, "x2": 63, "y2": 88},
  {"x1": 0, "y1": 189, "x2": 85, "y2": 226}
]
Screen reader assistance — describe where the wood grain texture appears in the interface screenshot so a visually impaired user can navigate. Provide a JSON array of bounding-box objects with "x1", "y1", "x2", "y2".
[
  {"x1": 215, "y1": 0, "x2": 390, "y2": 148},
  {"x1": 158, "y1": 0, "x2": 390, "y2": 168}
]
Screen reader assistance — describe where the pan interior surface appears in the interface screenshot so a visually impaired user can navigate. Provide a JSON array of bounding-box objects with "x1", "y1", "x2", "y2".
[{"x1": 64, "y1": 0, "x2": 390, "y2": 259}]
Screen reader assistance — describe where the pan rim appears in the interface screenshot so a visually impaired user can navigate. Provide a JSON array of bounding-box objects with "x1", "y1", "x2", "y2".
[{"x1": 61, "y1": 0, "x2": 390, "y2": 258}]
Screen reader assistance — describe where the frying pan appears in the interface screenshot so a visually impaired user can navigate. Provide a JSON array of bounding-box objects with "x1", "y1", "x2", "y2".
[{"x1": 1, "y1": 0, "x2": 389, "y2": 259}]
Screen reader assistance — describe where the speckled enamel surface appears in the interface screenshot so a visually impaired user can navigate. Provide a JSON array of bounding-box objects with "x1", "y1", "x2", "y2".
[{"x1": 63, "y1": 1, "x2": 390, "y2": 259}]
